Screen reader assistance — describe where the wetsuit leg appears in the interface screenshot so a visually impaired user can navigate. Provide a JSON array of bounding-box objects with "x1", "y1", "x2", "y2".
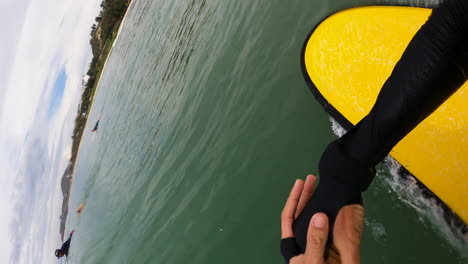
[{"x1": 292, "y1": 0, "x2": 468, "y2": 253}]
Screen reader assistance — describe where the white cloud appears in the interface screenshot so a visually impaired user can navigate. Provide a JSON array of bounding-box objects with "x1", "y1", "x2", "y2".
[
  {"x1": 0, "y1": 0, "x2": 102, "y2": 263},
  {"x1": 0, "y1": 0, "x2": 31, "y2": 106}
]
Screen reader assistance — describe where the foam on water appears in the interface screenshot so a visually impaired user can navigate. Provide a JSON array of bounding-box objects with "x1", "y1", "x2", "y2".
[
  {"x1": 329, "y1": 117, "x2": 468, "y2": 260},
  {"x1": 392, "y1": 0, "x2": 442, "y2": 8},
  {"x1": 365, "y1": 218, "x2": 388, "y2": 245}
]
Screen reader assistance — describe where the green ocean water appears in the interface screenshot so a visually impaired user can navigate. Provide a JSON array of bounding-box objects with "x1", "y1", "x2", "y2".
[{"x1": 67, "y1": 0, "x2": 466, "y2": 263}]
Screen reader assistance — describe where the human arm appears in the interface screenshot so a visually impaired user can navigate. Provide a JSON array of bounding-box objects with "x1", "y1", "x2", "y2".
[{"x1": 293, "y1": 0, "x2": 468, "y2": 251}]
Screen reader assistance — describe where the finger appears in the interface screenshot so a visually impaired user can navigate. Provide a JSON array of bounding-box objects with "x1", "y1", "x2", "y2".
[
  {"x1": 326, "y1": 245, "x2": 342, "y2": 264},
  {"x1": 290, "y1": 254, "x2": 304, "y2": 264},
  {"x1": 281, "y1": 179, "x2": 304, "y2": 238},
  {"x1": 334, "y1": 204, "x2": 364, "y2": 245},
  {"x1": 304, "y1": 213, "x2": 329, "y2": 264},
  {"x1": 347, "y1": 204, "x2": 364, "y2": 242},
  {"x1": 333, "y1": 204, "x2": 364, "y2": 264},
  {"x1": 295, "y1": 175, "x2": 317, "y2": 219}
]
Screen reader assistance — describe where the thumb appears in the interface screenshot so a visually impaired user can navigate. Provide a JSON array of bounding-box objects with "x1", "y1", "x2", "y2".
[
  {"x1": 304, "y1": 213, "x2": 329, "y2": 264},
  {"x1": 333, "y1": 204, "x2": 364, "y2": 264}
]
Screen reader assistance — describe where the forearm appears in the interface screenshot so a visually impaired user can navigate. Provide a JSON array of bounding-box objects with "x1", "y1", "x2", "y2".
[
  {"x1": 294, "y1": 0, "x2": 468, "y2": 252},
  {"x1": 339, "y1": 0, "x2": 468, "y2": 177}
]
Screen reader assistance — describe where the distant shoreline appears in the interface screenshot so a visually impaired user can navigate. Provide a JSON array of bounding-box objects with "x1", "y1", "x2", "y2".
[{"x1": 59, "y1": 0, "x2": 135, "y2": 241}]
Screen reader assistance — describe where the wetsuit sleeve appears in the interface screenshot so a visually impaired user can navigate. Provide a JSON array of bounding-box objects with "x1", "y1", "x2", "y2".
[
  {"x1": 293, "y1": 0, "x2": 468, "y2": 253},
  {"x1": 280, "y1": 238, "x2": 302, "y2": 263}
]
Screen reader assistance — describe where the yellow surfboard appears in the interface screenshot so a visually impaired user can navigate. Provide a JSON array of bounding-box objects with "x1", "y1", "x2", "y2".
[{"x1": 302, "y1": 6, "x2": 467, "y2": 224}]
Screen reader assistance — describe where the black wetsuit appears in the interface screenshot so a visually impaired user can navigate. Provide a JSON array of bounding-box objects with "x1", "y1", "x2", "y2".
[
  {"x1": 60, "y1": 233, "x2": 73, "y2": 256},
  {"x1": 93, "y1": 120, "x2": 100, "y2": 131},
  {"x1": 282, "y1": 0, "x2": 468, "y2": 261}
]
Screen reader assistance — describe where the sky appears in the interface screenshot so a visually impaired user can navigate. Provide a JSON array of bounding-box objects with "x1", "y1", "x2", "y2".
[{"x1": 0, "y1": 0, "x2": 102, "y2": 263}]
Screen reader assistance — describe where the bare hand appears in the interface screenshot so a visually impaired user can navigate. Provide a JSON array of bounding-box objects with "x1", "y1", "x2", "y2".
[{"x1": 280, "y1": 175, "x2": 364, "y2": 264}]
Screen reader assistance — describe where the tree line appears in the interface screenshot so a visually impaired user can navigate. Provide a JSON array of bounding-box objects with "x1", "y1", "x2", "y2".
[{"x1": 70, "y1": 0, "x2": 132, "y2": 167}]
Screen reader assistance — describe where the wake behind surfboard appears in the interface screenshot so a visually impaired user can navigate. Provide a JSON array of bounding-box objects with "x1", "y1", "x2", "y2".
[{"x1": 301, "y1": 6, "x2": 467, "y2": 230}]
